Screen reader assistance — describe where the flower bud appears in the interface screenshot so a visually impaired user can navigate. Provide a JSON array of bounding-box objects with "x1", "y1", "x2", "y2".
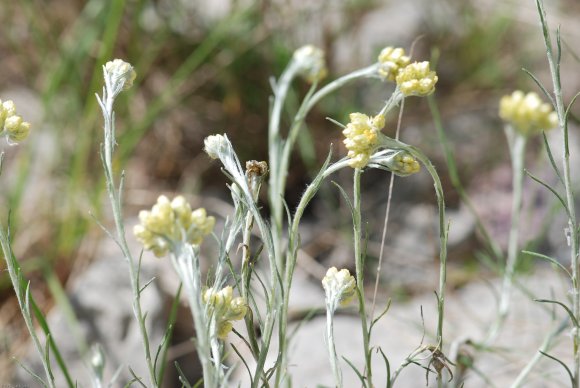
[
  {"x1": 322, "y1": 267, "x2": 356, "y2": 309},
  {"x1": 293, "y1": 45, "x2": 328, "y2": 84},
  {"x1": 104, "y1": 59, "x2": 136, "y2": 91},
  {"x1": 204, "y1": 134, "x2": 228, "y2": 159}
]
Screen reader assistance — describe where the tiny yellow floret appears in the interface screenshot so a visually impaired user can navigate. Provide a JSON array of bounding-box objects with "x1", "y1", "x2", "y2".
[
  {"x1": 378, "y1": 46, "x2": 410, "y2": 81},
  {"x1": 133, "y1": 195, "x2": 215, "y2": 257},
  {"x1": 499, "y1": 90, "x2": 558, "y2": 136},
  {"x1": 342, "y1": 113, "x2": 385, "y2": 169},
  {"x1": 396, "y1": 61, "x2": 438, "y2": 97},
  {"x1": 203, "y1": 286, "x2": 248, "y2": 339}
]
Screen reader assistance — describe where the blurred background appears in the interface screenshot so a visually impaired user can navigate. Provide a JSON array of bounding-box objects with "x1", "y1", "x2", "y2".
[{"x1": 1, "y1": 0, "x2": 580, "y2": 386}]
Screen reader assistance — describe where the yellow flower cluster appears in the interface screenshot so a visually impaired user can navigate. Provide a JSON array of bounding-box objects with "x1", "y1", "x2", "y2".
[
  {"x1": 389, "y1": 151, "x2": 421, "y2": 176},
  {"x1": 293, "y1": 45, "x2": 328, "y2": 84},
  {"x1": 343, "y1": 113, "x2": 385, "y2": 169},
  {"x1": 203, "y1": 286, "x2": 248, "y2": 339},
  {"x1": 378, "y1": 47, "x2": 411, "y2": 81},
  {"x1": 133, "y1": 195, "x2": 215, "y2": 257},
  {"x1": 322, "y1": 267, "x2": 356, "y2": 307},
  {"x1": 104, "y1": 59, "x2": 136, "y2": 90},
  {"x1": 499, "y1": 91, "x2": 558, "y2": 135},
  {"x1": 396, "y1": 61, "x2": 438, "y2": 97},
  {"x1": 0, "y1": 100, "x2": 30, "y2": 143}
]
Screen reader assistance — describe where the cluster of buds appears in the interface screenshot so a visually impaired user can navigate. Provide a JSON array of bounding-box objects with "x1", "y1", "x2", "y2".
[
  {"x1": 370, "y1": 149, "x2": 421, "y2": 176},
  {"x1": 342, "y1": 113, "x2": 385, "y2": 168},
  {"x1": 104, "y1": 59, "x2": 136, "y2": 92},
  {"x1": 0, "y1": 100, "x2": 30, "y2": 144},
  {"x1": 396, "y1": 61, "x2": 438, "y2": 97},
  {"x1": 322, "y1": 267, "x2": 356, "y2": 312},
  {"x1": 499, "y1": 90, "x2": 558, "y2": 136},
  {"x1": 378, "y1": 47, "x2": 411, "y2": 81},
  {"x1": 293, "y1": 45, "x2": 328, "y2": 84},
  {"x1": 133, "y1": 195, "x2": 215, "y2": 257},
  {"x1": 203, "y1": 286, "x2": 248, "y2": 339}
]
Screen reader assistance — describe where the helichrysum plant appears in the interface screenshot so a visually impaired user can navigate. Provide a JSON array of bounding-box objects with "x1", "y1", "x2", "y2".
[{"x1": 3, "y1": 43, "x2": 451, "y2": 387}]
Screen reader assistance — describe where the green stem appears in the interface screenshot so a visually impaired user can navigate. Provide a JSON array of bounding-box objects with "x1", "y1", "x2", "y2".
[
  {"x1": 326, "y1": 308, "x2": 342, "y2": 388},
  {"x1": 269, "y1": 64, "x2": 379, "y2": 386},
  {"x1": 0, "y1": 229, "x2": 56, "y2": 388},
  {"x1": 398, "y1": 143, "x2": 448, "y2": 345},
  {"x1": 536, "y1": 1, "x2": 580, "y2": 382},
  {"x1": 98, "y1": 83, "x2": 158, "y2": 387},
  {"x1": 353, "y1": 168, "x2": 373, "y2": 387}
]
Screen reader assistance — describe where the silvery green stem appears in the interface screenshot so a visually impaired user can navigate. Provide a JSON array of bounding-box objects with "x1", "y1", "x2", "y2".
[
  {"x1": 172, "y1": 244, "x2": 221, "y2": 388},
  {"x1": 486, "y1": 128, "x2": 526, "y2": 344},
  {"x1": 276, "y1": 64, "x2": 380, "y2": 227},
  {"x1": 270, "y1": 64, "x2": 380, "y2": 385},
  {"x1": 276, "y1": 156, "x2": 350, "y2": 386},
  {"x1": 535, "y1": 0, "x2": 580, "y2": 382},
  {"x1": 395, "y1": 141, "x2": 447, "y2": 345},
  {"x1": 353, "y1": 168, "x2": 373, "y2": 387},
  {"x1": 96, "y1": 85, "x2": 157, "y2": 387},
  {"x1": 325, "y1": 306, "x2": 342, "y2": 388},
  {"x1": 0, "y1": 229, "x2": 56, "y2": 388}
]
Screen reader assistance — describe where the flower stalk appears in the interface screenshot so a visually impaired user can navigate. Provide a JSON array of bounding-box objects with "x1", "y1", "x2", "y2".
[{"x1": 96, "y1": 59, "x2": 158, "y2": 387}]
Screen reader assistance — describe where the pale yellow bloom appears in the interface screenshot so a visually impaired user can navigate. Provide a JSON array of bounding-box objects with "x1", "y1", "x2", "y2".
[
  {"x1": 203, "y1": 286, "x2": 248, "y2": 339},
  {"x1": 396, "y1": 61, "x2": 438, "y2": 97},
  {"x1": 0, "y1": 99, "x2": 31, "y2": 143},
  {"x1": 378, "y1": 47, "x2": 410, "y2": 81},
  {"x1": 342, "y1": 113, "x2": 385, "y2": 168},
  {"x1": 322, "y1": 267, "x2": 356, "y2": 307},
  {"x1": 499, "y1": 91, "x2": 558, "y2": 135},
  {"x1": 293, "y1": 45, "x2": 328, "y2": 83},
  {"x1": 133, "y1": 195, "x2": 215, "y2": 257},
  {"x1": 104, "y1": 59, "x2": 136, "y2": 90}
]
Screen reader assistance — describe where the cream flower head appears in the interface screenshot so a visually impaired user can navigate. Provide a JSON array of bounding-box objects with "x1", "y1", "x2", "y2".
[
  {"x1": 322, "y1": 267, "x2": 356, "y2": 309},
  {"x1": 378, "y1": 46, "x2": 410, "y2": 81},
  {"x1": 499, "y1": 91, "x2": 558, "y2": 136},
  {"x1": 0, "y1": 100, "x2": 31, "y2": 144},
  {"x1": 343, "y1": 113, "x2": 385, "y2": 169},
  {"x1": 396, "y1": 61, "x2": 438, "y2": 97},
  {"x1": 133, "y1": 195, "x2": 215, "y2": 257}
]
